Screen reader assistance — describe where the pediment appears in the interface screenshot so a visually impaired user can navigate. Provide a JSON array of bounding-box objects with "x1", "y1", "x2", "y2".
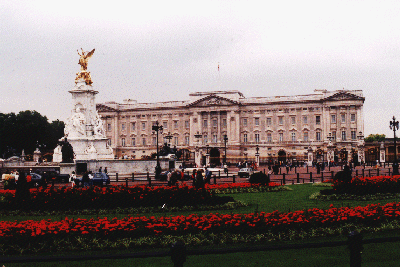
[
  {"x1": 323, "y1": 92, "x2": 365, "y2": 102},
  {"x1": 96, "y1": 104, "x2": 117, "y2": 112},
  {"x1": 187, "y1": 95, "x2": 239, "y2": 107}
]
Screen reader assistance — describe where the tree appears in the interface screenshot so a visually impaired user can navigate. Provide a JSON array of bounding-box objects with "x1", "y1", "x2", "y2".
[
  {"x1": 0, "y1": 111, "x2": 65, "y2": 158},
  {"x1": 364, "y1": 134, "x2": 386, "y2": 142}
]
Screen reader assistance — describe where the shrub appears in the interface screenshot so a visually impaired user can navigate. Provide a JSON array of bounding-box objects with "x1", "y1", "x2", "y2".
[{"x1": 248, "y1": 172, "x2": 270, "y2": 185}]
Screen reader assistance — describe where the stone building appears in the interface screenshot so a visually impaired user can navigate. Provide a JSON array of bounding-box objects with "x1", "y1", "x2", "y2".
[{"x1": 96, "y1": 89, "x2": 365, "y2": 166}]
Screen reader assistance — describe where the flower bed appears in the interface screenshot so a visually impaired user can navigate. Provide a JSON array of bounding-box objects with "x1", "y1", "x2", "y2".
[
  {"x1": 3, "y1": 202, "x2": 400, "y2": 254},
  {"x1": 0, "y1": 185, "x2": 231, "y2": 210},
  {"x1": 0, "y1": 183, "x2": 280, "y2": 211},
  {"x1": 333, "y1": 175, "x2": 400, "y2": 195}
]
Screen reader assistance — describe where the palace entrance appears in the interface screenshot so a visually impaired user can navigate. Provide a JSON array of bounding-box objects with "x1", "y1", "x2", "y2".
[
  {"x1": 209, "y1": 147, "x2": 221, "y2": 167},
  {"x1": 278, "y1": 150, "x2": 286, "y2": 164}
]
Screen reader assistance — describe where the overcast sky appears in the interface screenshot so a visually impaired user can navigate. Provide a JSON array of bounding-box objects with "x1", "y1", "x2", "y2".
[{"x1": 1, "y1": 0, "x2": 400, "y2": 137}]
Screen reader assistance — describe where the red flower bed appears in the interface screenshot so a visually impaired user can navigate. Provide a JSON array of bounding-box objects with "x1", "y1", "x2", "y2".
[
  {"x1": 2, "y1": 202, "x2": 400, "y2": 239},
  {"x1": 333, "y1": 175, "x2": 400, "y2": 194},
  {"x1": 0, "y1": 183, "x2": 277, "y2": 210}
]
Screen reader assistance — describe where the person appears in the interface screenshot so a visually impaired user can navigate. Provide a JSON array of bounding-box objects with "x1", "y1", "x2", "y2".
[
  {"x1": 15, "y1": 172, "x2": 30, "y2": 209},
  {"x1": 88, "y1": 171, "x2": 94, "y2": 186},
  {"x1": 167, "y1": 170, "x2": 172, "y2": 186},
  {"x1": 104, "y1": 167, "x2": 108, "y2": 174},
  {"x1": 170, "y1": 170, "x2": 179, "y2": 186},
  {"x1": 195, "y1": 169, "x2": 205, "y2": 189},
  {"x1": 205, "y1": 167, "x2": 212, "y2": 184},
  {"x1": 82, "y1": 171, "x2": 90, "y2": 187},
  {"x1": 70, "y1": 171, "x2": 76, "y2": 187},
  {"x1": 191, "y1": 170, "x2": 197, "y2": 186},
  {"x1": 70, "y1": 171, "x2": 76, "y2": 182},
  {"x1": 99, "y1": 167, "x2": 102, "y2": 173}
]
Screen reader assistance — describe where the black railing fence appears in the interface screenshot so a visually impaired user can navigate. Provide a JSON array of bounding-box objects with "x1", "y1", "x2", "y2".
[{"x1": 2, "y1": 230, "x2": 398, "y2": 266}]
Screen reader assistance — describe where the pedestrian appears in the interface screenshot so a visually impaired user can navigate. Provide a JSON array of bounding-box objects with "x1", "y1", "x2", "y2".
[
  {"x1": 167, "y1": 170, "x2": 172, "y2": 186},
  {"x1": 191, "y1": 170, "x2": 197, "y2": 186},
  {"x1": 99, "y1": 167, "x2": 102, "y2": 173},
  {"x1": 104, "y1": 167, "x2": 108, "y2": 174},
  {"x1": 82, "y1": 171, "x2": 90, "y2": 187},
  {"x1": 195, "y1": 169, "x2": 204, "y2": 189},
  {"x1": 88, "y1": 171, "x2": 93, "y2": 186},
  {"x1": 205, "y1": 167, "x2": 212, "y2": 184},
  {"x1": 70, "y1": 171, "x2": 76, "y2": 187}
]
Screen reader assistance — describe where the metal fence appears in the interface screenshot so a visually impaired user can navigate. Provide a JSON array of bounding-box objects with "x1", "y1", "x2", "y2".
[{"x1": 0, "y1": 230, "x2": 395, "y2": 267}]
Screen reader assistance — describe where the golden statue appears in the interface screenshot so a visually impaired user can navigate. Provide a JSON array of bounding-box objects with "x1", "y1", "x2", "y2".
[
  {"x1": 75, "y1": 48, "x2": 95, "y2": 85},
  {"x1": 77, "y1": 48, "x2": 95, "y2": 71}
]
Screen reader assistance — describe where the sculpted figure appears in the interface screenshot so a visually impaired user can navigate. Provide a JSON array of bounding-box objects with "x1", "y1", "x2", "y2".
[
  {"x1": 71, "y1": 107, "x2": 86, "y2": 136},
  {"x1": 77, "y1": 48, "x2": 95, "y2": 71},
  {"x1": 94, "y1": 112, "x2": 105, "y2": 137}
]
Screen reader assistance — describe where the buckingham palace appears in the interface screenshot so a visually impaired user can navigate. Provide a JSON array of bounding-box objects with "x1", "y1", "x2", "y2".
[{"x1": 96, "y1": 89, "x2": 365, "y2": 166}]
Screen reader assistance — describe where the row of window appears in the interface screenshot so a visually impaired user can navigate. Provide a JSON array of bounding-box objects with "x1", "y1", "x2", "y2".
[
  {"x1": 121, "y1": 136, "x2": 191, "y2": 147},
  {"x1": 111, "y1": 120, "x2": 191, "y2": 133},
  {"x1": 109, "y1": 113, "x2": 357, "y2": 133},
  {"x1": 119, "y1": 130, "x2": 358, "y2": 147},
  {"x1": 243, "y1": 114, "x2": 356, "y2": 127},
  {"x1": 242, "y1": 130, "x2": 357, "y2": 143}
]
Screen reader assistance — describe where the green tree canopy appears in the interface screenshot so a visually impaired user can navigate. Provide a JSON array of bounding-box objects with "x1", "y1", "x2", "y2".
[
  {"x1": 0, "y1": 111, "x2": 65, "y2": 158},
  {"x1": 364, "y1": 134, "x2": 386, "y2": 142}
]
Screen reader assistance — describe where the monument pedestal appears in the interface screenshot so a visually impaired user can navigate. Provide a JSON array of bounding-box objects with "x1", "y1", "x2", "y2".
[{"x1": 53, "y1": 74, "x2": 114, "y2": 162}]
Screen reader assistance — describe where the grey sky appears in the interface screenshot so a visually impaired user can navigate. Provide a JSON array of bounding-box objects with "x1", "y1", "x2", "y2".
[{"x1": 1, "y1": 0, "x2": 400, "y2": 137}]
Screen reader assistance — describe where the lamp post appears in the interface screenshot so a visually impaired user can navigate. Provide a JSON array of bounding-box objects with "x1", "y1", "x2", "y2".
[
  {"x1": 357, "y1": 131, "x2": 365, "y2": 166},
  {"x1": 152, "y1": 121, "x2": 163, "y2": 179},
  {"x1": 255, "y1": 145, "x2": 260, "y2": 168},
  {"x1": 194, "y1": 131, "x2": 202, "y2": 167},
  {"x1": 390, "y1": 116, "x2": 399, "y2": 175},
  {"x1": 223, "y1": 135, "x2": 228, "y2": 165},
  {"x1": 164, "y1": 132, "x2": 173, "y2": 145}
]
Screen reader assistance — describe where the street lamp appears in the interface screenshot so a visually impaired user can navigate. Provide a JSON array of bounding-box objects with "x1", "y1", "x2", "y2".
[
  {"x1": 152, "y1": 121, "x2": 163, "y2": 179},
  {"x1": 194, "y1": 131, "x2": 202, "y2": 167},
  {"x1": 357, "y1": 131, "x2": 365, "y2": 166},
  {"x1": 255, "y1": 145, "x2": 260, "y2": 168},
  {"x1": 390, "y1": 116, "x2": 399, "y2": 175},
  {"x1": 164, "y1": 132, "x2": 173, "y2": 145},
  {"x1": 223, "y1": 135, "x2": 228, "y2": 165}
]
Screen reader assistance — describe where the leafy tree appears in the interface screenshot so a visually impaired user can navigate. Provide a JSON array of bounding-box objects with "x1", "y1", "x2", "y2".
[
  {"x1": 364, "y1": 134, "x2": 386, "y2": 142},
  {"x1": 0, "y1": 111, "x2": 64, "y2": 158}
]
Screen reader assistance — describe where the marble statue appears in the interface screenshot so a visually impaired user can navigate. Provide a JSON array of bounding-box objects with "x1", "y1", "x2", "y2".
[
  {"x1": 94, "y1": 112, "x2": 105, "y2": 138},
  {"x1": 72, "y1": 107, "x2": 86, "y2": 135}
]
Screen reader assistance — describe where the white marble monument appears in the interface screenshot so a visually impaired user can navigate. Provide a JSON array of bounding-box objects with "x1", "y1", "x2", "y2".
[{"x1": 53, "y1": 49, "x2": 114, "y2": 162}]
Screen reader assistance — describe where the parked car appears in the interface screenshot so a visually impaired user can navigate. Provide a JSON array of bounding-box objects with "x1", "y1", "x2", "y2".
[
  {"x1": 29, "y1": 173, "x2": 42, "y2": 184},
  {"x1": 238, "y1": 168, "x2": 256, "y2": 178},
  {"x1": 76, "y1": 172, "x2": 110, "y2": 186}
]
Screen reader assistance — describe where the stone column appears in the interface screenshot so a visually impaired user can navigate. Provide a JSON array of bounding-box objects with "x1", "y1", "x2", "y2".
[
  {"x1": 307, "y1": 146, "x2": 313, "y2": 166},
  {"x1": 379, "y1": 142, "x2": 385, "y2": 163},
  {"x1": 206, "y1": 150, "x2": 210, "y2": 167}
]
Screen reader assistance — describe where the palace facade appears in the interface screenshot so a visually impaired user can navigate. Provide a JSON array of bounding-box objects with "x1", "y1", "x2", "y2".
[{"x1": 96, "y1": 89, "x2": 365, "y2": 165}]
